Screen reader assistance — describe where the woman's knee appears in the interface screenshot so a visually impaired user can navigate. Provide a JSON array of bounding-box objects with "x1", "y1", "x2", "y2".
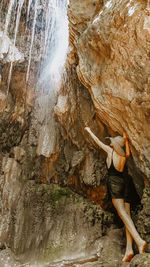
[
  {"x1": 112, "y1": 198, "x2": 127, "y2": 216},
  {"x1": 112, "y1": 198, "x2": 124, "y2": 209}
]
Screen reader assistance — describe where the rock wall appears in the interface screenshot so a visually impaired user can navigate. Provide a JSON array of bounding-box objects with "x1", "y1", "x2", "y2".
[
  {"x1": 72, "y1": 0, "x2": 150, "y2": 178},
  {"x1": 0, "y1": 1, "x2": 114, "y2": 264},
  {"x1": 0, "y1": 0, "x2": 150, "y2": 266},
  {"x1": 0, "y1": 182, "x2": 115, "y2": 265},
  {"x1": 66, "y1": 0, "x2": 150, "y2": 262}
]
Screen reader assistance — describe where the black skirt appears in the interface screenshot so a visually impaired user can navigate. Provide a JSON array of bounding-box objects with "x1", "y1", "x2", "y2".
[{"x1": 107, "y1": 174, "x2": 132, "y2": 203}]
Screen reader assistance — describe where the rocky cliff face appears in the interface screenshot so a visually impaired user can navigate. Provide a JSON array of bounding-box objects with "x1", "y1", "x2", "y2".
[
  {"x1": 0, "y1": 0, "x2": 150, "y2": 266},
  {"x1": 67, "y1": 0, "x2": 150, "y2": 258},
  {"x1": 70, "y1": 0, "x2": 150, "y2": 178}
]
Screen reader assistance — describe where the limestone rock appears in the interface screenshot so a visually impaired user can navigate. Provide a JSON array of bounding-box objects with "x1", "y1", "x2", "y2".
[
  {"x1": 0, "y1": 1, "x2": 150, "y2": 266},
  {"x1": 36, "y1": 95, "x2": 60, "y2": 158},
  {"x1": 75, "y1": 0, "x2": 150, "y2": 178},
  {"x1": 0, "y1": 31, "x2": 24, "y2": 63},
  {"x1": 0, "y1": 249, "x2": 20, "y2": 267},
  {"x1": 0, "y1": 182, "x2": 114, "y2": 264},
  {"x1": 0, "y1": 157, "x2": 21, "y2": 246},
  {"x1": 129, "y1": 253, "x2": 150, "y2": 267}
]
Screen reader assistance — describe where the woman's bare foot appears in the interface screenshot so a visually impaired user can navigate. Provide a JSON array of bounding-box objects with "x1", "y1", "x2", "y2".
[
  {"x1": 138, "y1": 240, "x2": 147, "y2": 254},
  {"x1": 122, "y1": 251, "x2": 134, "y2": 262}
]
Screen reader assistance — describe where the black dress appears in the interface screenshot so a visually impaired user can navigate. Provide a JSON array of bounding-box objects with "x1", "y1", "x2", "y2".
[{"x1": 107, "y1": 151, "x2": 131, "y2": 203}]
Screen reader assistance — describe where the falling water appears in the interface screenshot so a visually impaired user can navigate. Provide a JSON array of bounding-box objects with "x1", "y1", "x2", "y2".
[
  {"x1": 2, "y1": 0, "x2": 69, "y2": 94},
  {"x1": 4, "y1": 0, "x2": 16, "y2": 34},
  {"x1": 6, "y1": 0, "x2": 25, "y2": 93},
  {"x1": 38, "y1": 0, "x2": 69, "y2": 93},
  {"x1": 26, "y1": 0, "x2": 38, "y2": 82},
  {"x1": 26, "y1": 0, "x2": 33, "y2": 26},
  {"x1": 36, "y1": 0, "x2": 69, "y2": 157}
]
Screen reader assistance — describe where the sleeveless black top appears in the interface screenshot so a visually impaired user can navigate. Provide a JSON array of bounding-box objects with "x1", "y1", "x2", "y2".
[{"x1": 107, "y1": 150, "x2": 127, "y2": 177}]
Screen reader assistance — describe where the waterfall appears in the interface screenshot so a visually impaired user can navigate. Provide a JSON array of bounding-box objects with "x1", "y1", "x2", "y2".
[
  {"x1": 7, "y1": 0, "x2": 25, "y2": 93},
  {"x1": 36, "y1": 0, "x2": 69, "y2": 156},
  {"x1": 38, "y1": 0, "x2": 69, "y2": 93},
  {"x1": 4, "y1": 0, "x2": 16, "y2": 35},
  {"x1": 26, "y1": 0, "x2": 38, "y2": 83},
  {"x1": 1, "y1": 0, "x2": 69, "y2": 94}
]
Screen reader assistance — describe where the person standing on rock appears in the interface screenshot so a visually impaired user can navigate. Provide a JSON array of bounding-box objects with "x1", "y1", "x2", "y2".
[{"x1": 85, "y1": 127, "x2": 146, "y2": 262}]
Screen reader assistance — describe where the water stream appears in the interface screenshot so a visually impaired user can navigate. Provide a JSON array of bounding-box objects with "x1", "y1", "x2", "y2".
[
  {"x1": 7, "y1": 0, "x2": 25, "y2": 93},
  {"x1": 1, "y1": 0, "x2": 69, "y2": 94},
  {"x1": 38, "y1": 0, "x2": 69, "y2": 93},
  {"x1": 26, "y1": 0, "x2": 38, "y2": 83},
  {"x1": 4, "y1": 0, "x2": 16, "y2": 35}
]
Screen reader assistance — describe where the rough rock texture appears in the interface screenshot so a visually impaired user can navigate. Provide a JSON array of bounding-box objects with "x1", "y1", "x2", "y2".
[
  {"x1": 0, "y1": 182, "x2": 115, "y2": 266},
  {"x1": 67, "y1": 0, "x2": 150, "y2": 264},
  {"x1": 75, "y1": 0, "x2": 150, "y2": 178},
  {"x1": 0, "y1": 0, "x2": 150, "y2": 266},
  {"x1": 129, "y1": 253, "x2": 150, "y2": 267}
]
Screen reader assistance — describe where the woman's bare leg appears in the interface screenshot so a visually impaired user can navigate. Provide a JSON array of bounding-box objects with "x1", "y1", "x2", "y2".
[
  {"x1": 112, "y1": 199, "x2": 146, "y2": 254},
  {"x1": 122, "y1": 202, "x2": 134, "y2": 262}
]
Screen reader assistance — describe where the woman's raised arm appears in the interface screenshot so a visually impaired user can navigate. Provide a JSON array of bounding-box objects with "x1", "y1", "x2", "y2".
[
  {"x1": 123, "y1": 132, "x2": 130, "y2": 158},
  {"x1": 85, "y1": 127, "x2": 111, "y2": 154}
]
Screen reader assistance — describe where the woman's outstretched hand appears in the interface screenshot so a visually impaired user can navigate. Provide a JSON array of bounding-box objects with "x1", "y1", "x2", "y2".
[{"x1": 85, "y1": 126, "x2": 91, "y2": 133}]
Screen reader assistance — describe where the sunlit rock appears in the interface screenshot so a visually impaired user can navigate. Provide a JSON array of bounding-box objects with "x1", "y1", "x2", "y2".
[
  {"x1": 35, "y1": 95, "x2": 60, "y2": 158},
  {"x1": 54, "y1": 94, "x2": 69, "y2": 123},
  {"x1": 75, "y1": 0, "x2": 150, "y2": 178},
  {"x1": 0, "y1": 0, "x2": 150, "y2": 266}
]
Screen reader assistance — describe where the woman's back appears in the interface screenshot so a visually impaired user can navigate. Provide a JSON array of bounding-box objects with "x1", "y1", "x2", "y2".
[{"x1": 107, "y1": 149, "x2": 126, "y2": 173}]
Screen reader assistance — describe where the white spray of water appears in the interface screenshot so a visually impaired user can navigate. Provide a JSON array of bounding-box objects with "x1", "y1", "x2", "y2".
[
  {"x1": 41, "y1": 1, "x2": 53, "y2": 58},
  {"x1": 2, "y1": 0, "x2": 69, "y2": 94},
  {"x1": 7, "y1": 0, "x2": 25, "y2": 94},
  {"x1": 38, "y1": 0, "x2": 69, "y2": 93}
]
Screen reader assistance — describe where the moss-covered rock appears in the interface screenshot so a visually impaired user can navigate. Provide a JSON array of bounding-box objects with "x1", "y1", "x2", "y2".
[{"x1": 1, "y1": 181, "x2": 114, "y2": 263}]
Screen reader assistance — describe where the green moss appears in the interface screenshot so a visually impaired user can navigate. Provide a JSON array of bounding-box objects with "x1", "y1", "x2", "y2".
[
  {"x1": 42, "y1": 242, "x2": 65, "y2": 262},
  {"x1": 43, "y1": 184, "x2": 71, "y2": 200},
  {"x1": 41, "y1": 184, "x2": 72, "y2": 210}
]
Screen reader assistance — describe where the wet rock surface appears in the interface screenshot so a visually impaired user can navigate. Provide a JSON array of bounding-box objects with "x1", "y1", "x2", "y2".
[
  {"x1": 0, "y1": 0, "x2": 150, "y2": 266},
  {"x1": 0, "y1": 183, "x2": 115, "y2": 266}
]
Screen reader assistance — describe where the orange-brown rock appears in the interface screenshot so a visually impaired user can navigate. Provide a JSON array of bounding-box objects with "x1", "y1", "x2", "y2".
[
  {"x1": 87, "y1": 185, "x2": 109, "y2": 210},
  {"x1": 69, "y1": 0, "x2": 150, "y2": 178}
]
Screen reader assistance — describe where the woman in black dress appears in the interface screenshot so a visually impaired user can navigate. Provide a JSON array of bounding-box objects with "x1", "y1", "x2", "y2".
[{"x1": 85, "y1": 127, "x2": 146, "y2": 262}]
